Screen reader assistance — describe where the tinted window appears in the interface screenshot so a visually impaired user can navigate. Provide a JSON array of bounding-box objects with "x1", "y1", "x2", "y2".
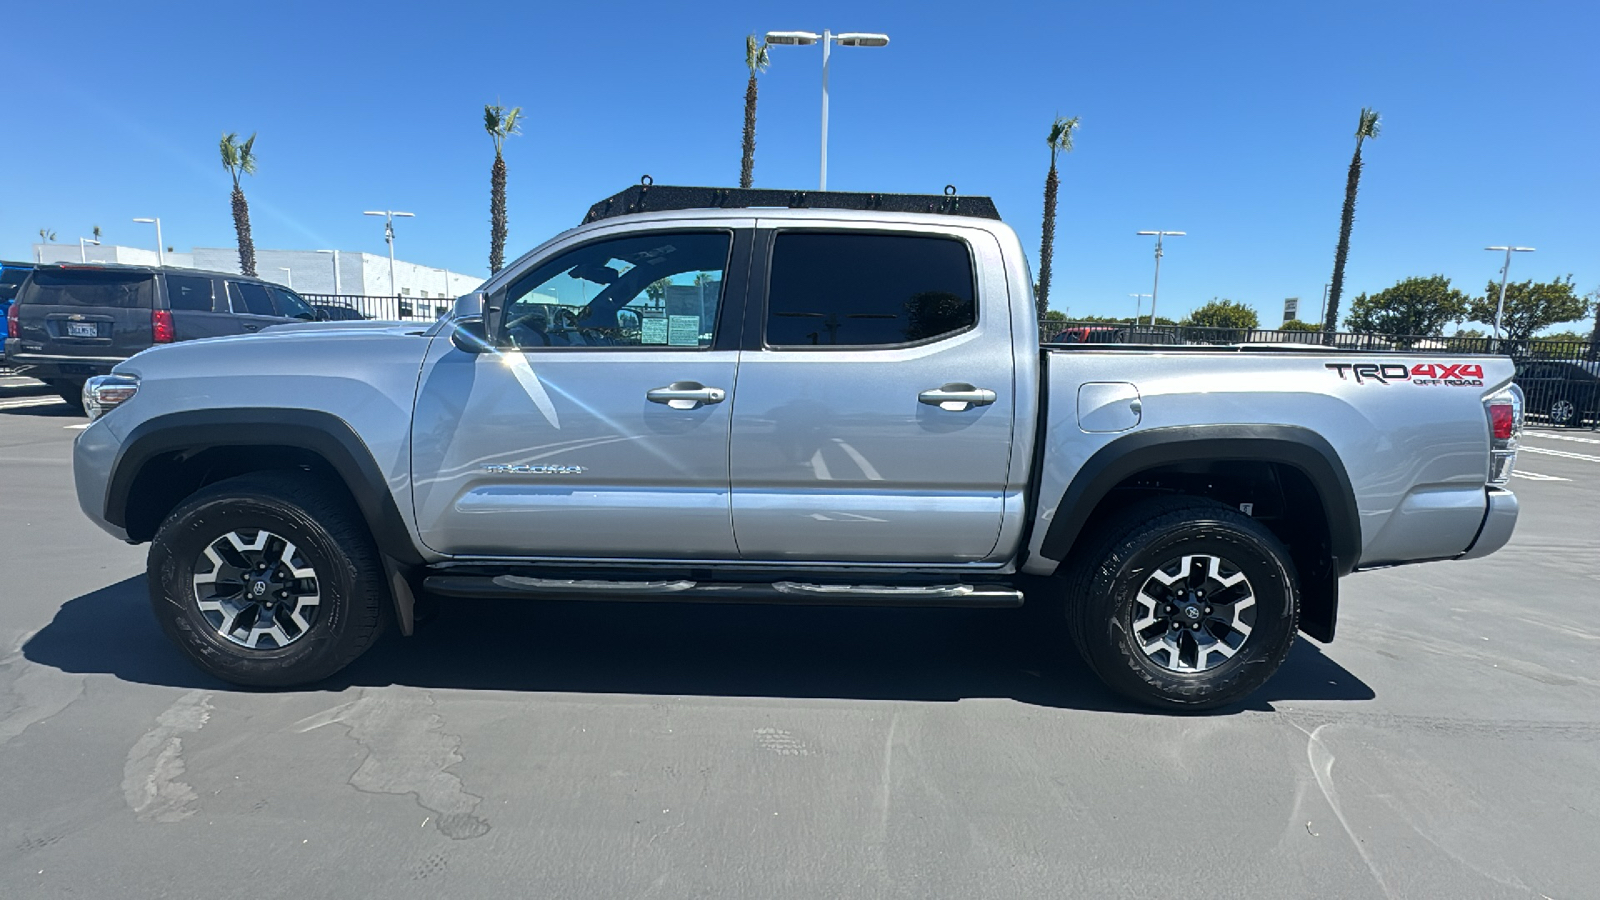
[
  {"x1": 227, "y1": 281, "x2": 276, "y2": 316},
  {"x1": 21, "y1": 270, "x2": 154, "y2": 308},
  {"x1": 167, "y1": 274, "x2": 215, "y2": 312},
  {"x1": 270, "y1": 287, "x2": 316, "y2": 320},
  {"x1": 765, "y1": 233, "x2": 975, "y2": 347},
  {"x1": 0, "y1": 268, "x2": 28, "y2": 303},
  {"x1": 501, "y1": 232, "x2": 731, "y2": 349}
]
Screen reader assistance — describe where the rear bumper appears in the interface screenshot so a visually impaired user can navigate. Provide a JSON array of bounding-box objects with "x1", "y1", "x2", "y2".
[
  {"x1": 1459, "y1": 488, "x2": 1518, "y2": 560},
  {"x1": 1, "y1": 350, "x2": 125, "y2": 382}
]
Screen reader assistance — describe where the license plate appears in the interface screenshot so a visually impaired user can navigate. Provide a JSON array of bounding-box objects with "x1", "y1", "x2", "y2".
[{"x1": 67, "y1": 322, "x2": 99, "y2": 338}]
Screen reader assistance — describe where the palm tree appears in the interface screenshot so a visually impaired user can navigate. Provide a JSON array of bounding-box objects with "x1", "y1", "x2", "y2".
[
  {"x1": 1323, "y1": 107, "x2": 1381, "y2": 344},
  {"x1": 38, "y1": 227, "x2": 55, "y2": 242},
  {"x1": 92, "y1": 225, "x2": 102, "y2": 243},
  {"x1": 219, "y1": 132, "x2": 259, "y2": 276},
  {"x1": 740, "y1": 35, "x2": 771, "y2": 189},
  {"x1": 1036, "y1": 115, "x2": 1080, "y2": 320},
  {"x1": 485, "y1": 103, "x2": 523, "y2": 274}
]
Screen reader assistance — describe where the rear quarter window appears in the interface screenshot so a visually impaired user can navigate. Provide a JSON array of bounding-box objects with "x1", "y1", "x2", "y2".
[
  {"x1": 166, "y1": 274, "x2": 216, "y2": 312},
  {"x1": 21, "y1": 270, "x2": 154, "y2": 308}
]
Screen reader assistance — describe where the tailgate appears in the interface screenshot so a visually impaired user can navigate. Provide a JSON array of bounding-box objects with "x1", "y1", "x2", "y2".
[{"x1": 18, "y1": 270, "x2": 154, "y2": 359}]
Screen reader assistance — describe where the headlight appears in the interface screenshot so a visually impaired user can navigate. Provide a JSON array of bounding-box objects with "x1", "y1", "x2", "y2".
[{"x1": 83, "y1": 374, "x2": 139, "y2": 421}]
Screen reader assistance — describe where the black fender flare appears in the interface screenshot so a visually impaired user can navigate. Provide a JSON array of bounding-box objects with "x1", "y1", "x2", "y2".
[
  {"x1": 105, "y1": 408, "x2": 425, "y2": 567},
  {"x1": 1037, "y1": 424, "x2": 1362, "y2": 578}
]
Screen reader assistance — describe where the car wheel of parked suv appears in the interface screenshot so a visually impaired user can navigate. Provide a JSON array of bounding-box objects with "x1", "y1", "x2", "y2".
[
  {"x1": 147, "y1": 471, "x2": 390, "y2": 687},
  {"x1": 1063, "y1": 496, "x2": 1299, "y2": 711},
  {"x1": 47, "y1": 380, "x2": 87, "y2": 413},
  {"x1": 1548, "y1": 398, "x2": 1577, "y2": 426}
]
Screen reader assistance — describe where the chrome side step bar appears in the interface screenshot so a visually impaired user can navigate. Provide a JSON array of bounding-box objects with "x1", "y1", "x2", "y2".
[{"x1": 423, "y1": 575, "x2": 1024, "y2": 608}]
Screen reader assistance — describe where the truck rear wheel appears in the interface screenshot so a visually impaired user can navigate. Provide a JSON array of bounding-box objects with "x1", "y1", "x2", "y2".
[
  {"x1": 147, "y1": 472, "x2": 389, "y2": 687},
  {"x1": 1063, "y1": 497, "x2": 1299, "y2": 711}
]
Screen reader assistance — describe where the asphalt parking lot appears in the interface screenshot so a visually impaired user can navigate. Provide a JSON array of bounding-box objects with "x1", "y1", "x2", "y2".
[{"x1": 1, "y1": 374, "x2": 1596, "y2": 900}]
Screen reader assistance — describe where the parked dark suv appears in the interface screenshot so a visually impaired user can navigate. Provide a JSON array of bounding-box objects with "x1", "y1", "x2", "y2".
[
  {"x1": 4, "y1": 264, "x2": 318, "y2": 408},
  {"x1": 1516, "y1": 358, "x2": 1600, "y2": 427},
  {"x1": 0, "y1": 260, "x2": 34, "y2": 368}
]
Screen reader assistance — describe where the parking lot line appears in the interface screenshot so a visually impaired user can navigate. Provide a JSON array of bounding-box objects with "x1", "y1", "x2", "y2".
[
  {"x1": 0, "y1": 397, "x2": 65, "y2": 411},
  {"x1": 1520, "y1": 445, "x2": 1600, "y2": 464},
  {"x1": 1516, "y1": 464, "x2": 1568, "y2": 480},
  {"x1": 1524, "y1": 431, "x2": 1600, "y2": 445}
]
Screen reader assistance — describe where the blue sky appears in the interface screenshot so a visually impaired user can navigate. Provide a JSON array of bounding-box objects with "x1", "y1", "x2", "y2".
[{"x1": 3, "y1": 0, "x2": 1596, "y2": 330}]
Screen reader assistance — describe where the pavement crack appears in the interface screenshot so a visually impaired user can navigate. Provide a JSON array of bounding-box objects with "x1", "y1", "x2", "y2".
[
  {"x1": 0, "y1": 639, "x2": 86, "y2": 749},
  {"x1": 122, "y1": 689, "x2": 213, "y2": 823}
]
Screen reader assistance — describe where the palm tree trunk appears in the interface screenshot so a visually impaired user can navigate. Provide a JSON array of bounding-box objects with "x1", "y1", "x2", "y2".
[
  {"x1": 740, "y1": 75, "x2": 759, "y2": 189},
  {"x1": 1324, "y1": 143, "x2": 1364, "y2": 345},
  {"x1": 490, "y1": 153, "x2": 507, "y2": 274},
  {"x1": 1587, "y1": 297, "x2": 1600, "y2": 362},
  {"x1": 231, "y1": 185, "x2": 256, "y2": 277},
  {"x1": 1036, "y1": 161, "x2": 1059, "y2": 320}
]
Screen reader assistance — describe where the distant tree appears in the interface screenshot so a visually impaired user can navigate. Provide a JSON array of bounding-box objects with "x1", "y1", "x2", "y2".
[
  {"x1": 1588, "y1": 289, "x2": 1600, "y2": 360},
  {"x1": 1465, "y1": 275, "x2": 1587, "y2": 342},
  {"x1": 92, "y1": 225, "x2": 102, "y2": 243},
  {"x1": 484, "y1": 103, "x2": 523, "y2": 275},
  {"x1": 1035, "y1": 115, "x2": 1080, "y2": 321},
  {"x1": 740, "y1": 35, "x2": 770, "y2": 189},
  {"x1": 645, "y1": 277, "x2": 672, "y2": 307},
  {"x1": 1323, "y1": 107, "x2": 1381, "y2": 343},
  {"x1": 38, "y1": 227, "x2": 55, "y2": 242},
  {"x1": 1185, "y1": 299, "x2": 1260, "y2": 329},
  {"x1": 693, "y1": 271, "x2": 715, "y2": 286},
  {"x1": 1343, "y1": 275, "x2": 1468, "y2": 336},
  {"x1": 1042, "y1": 309, "x2": 1068, "y2": 322},
  {"x1": 1453, "y1": 326, "x2": 1489, "y2": 339},
  {"x1": 219, "y1": 132, "x2": 259, "y2": 276},
  {"x1": 1536, "y1": 330, "x2": 1588, "y2": 344},
  {"x1": 1279, "y1": 319, "x2": 1322, "y2": 332}
]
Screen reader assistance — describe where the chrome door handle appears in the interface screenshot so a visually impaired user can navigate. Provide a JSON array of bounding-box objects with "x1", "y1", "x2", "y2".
[
  {"x1": 918, "y1": 383, "x2": 997, "y2": 412},
  {"x1": 647, "y1": 382, "x2": 726, "y2": 410}
]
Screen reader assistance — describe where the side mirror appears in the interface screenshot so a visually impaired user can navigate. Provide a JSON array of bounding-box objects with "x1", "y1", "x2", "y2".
[
  {"x1": 452, "y1": 291, "x2": 485, "y2": 319},
  {"x1": 616, "y1": 309, "x2": 641, "y2": 330},
  {"x1": 450, "y1": 318, "x2": 492, "y2": 354}
]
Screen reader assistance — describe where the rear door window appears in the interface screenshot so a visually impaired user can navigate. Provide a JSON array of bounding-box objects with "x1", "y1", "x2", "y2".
[
  {"x1": 764, "y1": 232, "x2": 976, "y2": 347},
  {"x1": 166, "y1": 274, "x2": 216, "y2": 312},
  {"x1": 227, "y1": 281, "x2": 276, "y2": 316},
  {"x1": 22, "y1": 270, "x2": 154, "y2": 308},
  {"x1": 269, "y1": 286, "x2": 317, "y2": 320}
]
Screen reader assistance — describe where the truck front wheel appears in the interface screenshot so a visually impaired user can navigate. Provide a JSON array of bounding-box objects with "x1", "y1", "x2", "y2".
[
  {"x1": 147, "y1": 472, "x2": 390, "y2": 687},
  {"x1": 1063, "y1": 497, "x2": 1300, "y2": 710}
]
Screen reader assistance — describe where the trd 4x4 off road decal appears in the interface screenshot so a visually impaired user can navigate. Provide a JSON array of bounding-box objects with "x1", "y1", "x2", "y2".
[{"x1": 1326, "y1": 362, "x2": 1484, "y2": 386}]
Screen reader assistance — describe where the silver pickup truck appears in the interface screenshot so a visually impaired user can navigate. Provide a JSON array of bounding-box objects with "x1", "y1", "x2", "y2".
[{"x1": 72, "y1": 185, "x2": 1524, "y2": 709}]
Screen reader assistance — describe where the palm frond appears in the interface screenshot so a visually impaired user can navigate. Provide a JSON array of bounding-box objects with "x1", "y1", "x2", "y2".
[
  {"x1": 746, "y1": 34, "x2": 770, "y2": 75},
  {"x1": 484, "y1": 103, "x2": 503, "y2": 136},
  {"x1": 502, "y1": 106, "x2": 523, "y2": 138},
  {"x1": 1047, "y1": 115, "x2": 1081, "y2": 153},
  {"x1": 219, "y1": 132, "x2": 238, "y2": 172},
  {"x1": 1357, "y1": 107, "x2": 1381, "y2": 140},
  {"x1": 239, "y1": 132, "x2": 257, "y2": 176}
]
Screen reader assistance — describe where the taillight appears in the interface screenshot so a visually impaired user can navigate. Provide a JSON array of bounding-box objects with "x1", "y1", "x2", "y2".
[
  {"x1": 5, "y1": 302, "x2": 17, "y2": 339},
  {"x1": 152, "y1": 309, "x2": 175, "y2": 343},
  {"x1": 1484, "y1": 385, "x2": 1523, "y2": 487}
]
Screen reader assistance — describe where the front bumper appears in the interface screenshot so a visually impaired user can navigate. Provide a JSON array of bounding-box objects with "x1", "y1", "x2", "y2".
[
  {"x1": 1459, "y1": 487, "x2": 1519, "y2": 560},
  {"x1": 74, "y1": 415, "x2": 131, "y2": 542}
]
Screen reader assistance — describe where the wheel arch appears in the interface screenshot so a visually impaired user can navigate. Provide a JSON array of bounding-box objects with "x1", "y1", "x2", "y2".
[
  {"x1": 1037, "y1": 424, "x2": 1361, "y2": 643},
  {"x1": 106, "y1": 408, "x2": 424, "y2": 568}
]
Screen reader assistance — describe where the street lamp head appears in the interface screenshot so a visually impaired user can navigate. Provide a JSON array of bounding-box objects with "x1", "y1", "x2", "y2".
[
  {"x1": 765, "y1": 30, "x2": 820, "y2": 45},
  {"x1": 132, "y1": 217, "x2": 156, "y2": 224},
  {"x1": 363, "y1": 211, "x2": 385, "y2": 217},
  {"x1": 316, "y1": 249, "x2": 334, "y2": 254},
  {"x1": 393, "y1": 212, "x2": 416, "y2": 218},
  {"x1": 1485, "y1": 246, "x2": 1535, "y2": 252},
  {"x1": 835, "y1": 32, "x2": 890, "y2": 47}
]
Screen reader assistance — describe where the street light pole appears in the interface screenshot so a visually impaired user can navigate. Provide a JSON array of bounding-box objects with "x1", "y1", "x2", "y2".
[
  {"x1": 1136, "y1": 231, "x2": 1185, "y2": 324},
  {"x1": 78, "y1": 237, "x2": 101, "y2": 263},
  {"x1": 1485, "y1": 245, "x2": 1535, "y2": 351},
  {"x1": 1319, "y1": 282, "x2": 1330, "y2": 327},
  {"x1": 316, "y1": 249, "x2": 341, "y2": 295},
  {"x1": 1129, "y1": 293, "x2": 1152, "y2": 326},
  {"x1": 279, "y1": 267, "x2": 293, "y2": 289},
  {"x1": 364, "y1": 210, "x2": 415, "y2": 297},
  {"x1": 132, "y1": 217, "x2": 164, "y2": 267},
  {"x1": 764, "y1": 29, "x2": 890, "y2": 191}
]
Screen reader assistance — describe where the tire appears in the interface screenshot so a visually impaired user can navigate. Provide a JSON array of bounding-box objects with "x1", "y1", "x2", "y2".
[
  {"x1": 147, "y1": 471, "x2": 390, "y2": 687},
  {"x1": 55, "y1": 382, "x2": 86, "y2": 413},
  {"x1": 1062, "y1": 496, "x2": 1299, "y2": 711}
]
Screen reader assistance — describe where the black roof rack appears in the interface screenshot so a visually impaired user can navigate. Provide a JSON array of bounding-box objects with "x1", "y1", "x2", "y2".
[{"x1": 582, "y1": 177, "x2": 1000, "y2": 225}]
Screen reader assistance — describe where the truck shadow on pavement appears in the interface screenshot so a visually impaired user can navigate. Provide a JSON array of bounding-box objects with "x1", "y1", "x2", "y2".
[{"x1": 26, "y1": 575, "x2": 1375, "y2": 715}]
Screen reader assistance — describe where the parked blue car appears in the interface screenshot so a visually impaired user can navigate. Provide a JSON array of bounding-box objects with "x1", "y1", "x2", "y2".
[{"x1": 0, "y1": 260, "x2": 35, "y2": 368}]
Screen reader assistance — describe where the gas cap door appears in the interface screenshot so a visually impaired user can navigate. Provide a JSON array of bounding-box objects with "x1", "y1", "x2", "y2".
[{"x1": 1077, "y1": 382, "x2": 1142, "y2": 433}]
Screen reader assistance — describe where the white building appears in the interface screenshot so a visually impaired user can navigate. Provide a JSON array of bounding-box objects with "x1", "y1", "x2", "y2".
[{"x1": 31, "y1": 243, "x2": 482, "y2": 301}]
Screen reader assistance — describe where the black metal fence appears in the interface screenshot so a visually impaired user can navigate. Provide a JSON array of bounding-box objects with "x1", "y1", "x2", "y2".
[
  {"x1": 1040, "y1": 320, "x2": 1600, "y2": 429},
  {"x1": 302, "y1": 293, "x2": 454, "y2": 322}
]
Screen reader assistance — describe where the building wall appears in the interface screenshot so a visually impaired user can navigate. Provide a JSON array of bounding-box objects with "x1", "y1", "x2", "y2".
[{"x1": 30, "y1": 243, "x2": 483, "y2": 299}]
